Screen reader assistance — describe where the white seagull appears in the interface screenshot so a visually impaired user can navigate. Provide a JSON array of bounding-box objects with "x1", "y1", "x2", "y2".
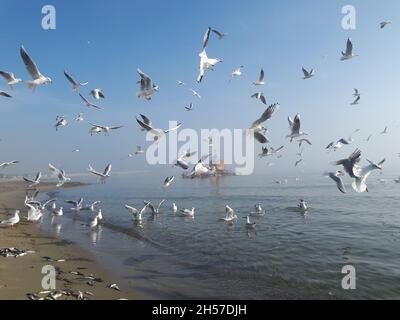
[
  {"x1": 220, "y1": 205, "x2": 237, "y2": 222},
  {"x1": 0, "y1": 160, "x2": 20, "y2": 169},
  {"x1": 325, "y1": 170, "x2": 346, "y2": 194},
  {"x1": 65, "y1": 197, "x2": 84, "y2": 212},
  {"x1": 88, "y1": 164, "x2": 112, "y2": 183},
  {"x1": 253, "y1": 68, "x2": 265, "y2": 85},
  {"x1": 352, "y1": 159, "x2": 386, "y2": 193},
  {"x1": 332, "y1": 149, "x2": 362, "y2": 178},
  {"x1": 340, "y1": 38, "x2": 358, "y2": 61},
  {"x1": 144, "y1": 199, "x2": 165, "y2": 215},
  {"x1": 79, "y1": 93, "x2": 103, "y2": 110},
  {"x1": 23, "y1": 172, "x2": 41, "y2": 188},
  {"x1": 20, "y1": 46, "x2": 52, "y2": 90},
  {"x1": 137, "y1": 68, "x2": 159, "y2": 100},
  {"x1": 125, "y1": 203, "x2": 149, "y2": 222},
  {"x1": 249, "y1": 103, "x2": 279, "y2": 143},
  {"x1": 189, "y1": 89, "x2": 201, "y2": 99},
  {"x1": 136, "y1": 116, "x2": 182, "y2": 142},
  {"x1": 179, "y1": 207, "x2": 195, "y2": 217},
  {"x1": 49, "y1": 163, "x2": 71, "y2": 187},
  {"x1": 55, "y1": 116, "x2": 67, "y2": 131},
  {"x1": 251, "y1": 92, "x2": 267, "y2": 105},
  {"x1": 230, "y1": 66, "x2": 243, "y2": 80},
  {"x1": 88, "y1": 122, "x2": 123, "y2": 135},
  {"x1": 26, "y1": 203, "x2": 43, "y2": 222},
  {"x1": 90, "y1": 89, "x2": 105, "y2": 100},
  {"x1": 287, "y1": 114, "x2": 307, "y2": 142},
  {"x1": 64, "y1": 70, "x2": 88, "y2": 91},
  {"x1": 75, "y1": 112, "x2": 84, "y2": 122},
  {"x1": 0, "y1": 210, "x2": 20, "y2": 227},
  {"x1": 0, "y1": 71, "x2": 22, "y2": 88},
  {"x1": 197, "y1": 49, "x2": 222, "y2": 83},
  {"x1": 185, "y1": 102, "x2": 193, "y2": 111}
]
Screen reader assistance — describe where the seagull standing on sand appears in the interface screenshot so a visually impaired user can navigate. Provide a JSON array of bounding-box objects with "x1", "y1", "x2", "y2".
[
  {"x1": 352, "y1": 159, "x2": 386, "y2": 193},
  {"x1": 48, "y1": 163, "x2": 71, "y2": 187},
  {"x1": 64, "y1": 70, "x2": 88, "y2": 91},
  {"x1": 23, "y1": 172, "x2": 41, "y2": 188},
  {"x1": 137, "y1": 69, "x2": 159, "y2": 100},
  {"x1": 20, "y1": 46, "x2": 52, "y2": 90},
  {"x1": 88, "y1": 164, "x2": 112, "y2": 183},
  {"x1": 0, "y1": 210, "x2": 20, "y2": 227},
  {"x1": 340, "y1": 38, "x2": 358, "y2": 61},
  {"x1": 0, "y1": 71, "x2": 22, "y2": 88},
  {"x1": 287, "y1": 114, "x2": 307, "y2": 142}
]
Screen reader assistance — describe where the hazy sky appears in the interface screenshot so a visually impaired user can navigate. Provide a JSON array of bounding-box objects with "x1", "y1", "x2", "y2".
[{"x1": 0, "y1": 0, "x2": 399, "y2": 177}]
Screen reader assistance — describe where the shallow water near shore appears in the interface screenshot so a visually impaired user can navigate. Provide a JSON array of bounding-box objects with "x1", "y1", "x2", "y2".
[{"x1": 37, "y1": 173, "x2": 400, "y2": 299}]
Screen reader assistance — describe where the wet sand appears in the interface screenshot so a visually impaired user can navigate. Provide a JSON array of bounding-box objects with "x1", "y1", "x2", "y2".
[{"x1": 0, "y1": 181, "x2": 138, "y2": 300}]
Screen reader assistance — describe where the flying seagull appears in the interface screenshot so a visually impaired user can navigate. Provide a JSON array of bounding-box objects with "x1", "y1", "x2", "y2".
[
  {"x1": 253, "y1": 68, "x2": 265, "y2": 85},
  {"x1": 125, "y1": 203, "x2": 149, "y2": 222},
  {"x1": 381, "y1": 126, "x2": 388, "y2": 134},
  {"x1": 55, "y1": 116, "x2": 67, "y2": 131},
  {"x1": 352, "y1": 159, "x2": 386, "y2": 193},
  {"x1": 90, "y1": 89, "x2": 105, "y2": 100},
  {"x1": 137, "y1": 68, "x2": 159, "y2": 100},
  {"x1": 0, "y1": 91, "x2": 12, "y2": 98},
  {"x1": 20, "y1": 45, "x2": 52, "y2": 90},
  {"x1": 302, "y1": 67, "x2": 315, "y2": 79},
  {"x1": 185, "y1": 102, "x2": 193, "y2": 111},
  {"x1": 136, "y1": 116, "x2": 182, "y2": 141},
  {"x1": 325, "y1": 171, "x2": 346, "y2": 194},
  {"x1": 0, "y1": 160, "x2": 20, "y2": 169},
  {"x1": 298, "y1": 138, "x2": 312, "y2": 148},
  {"x1": 340, "y1": 38, "x2": 358, "y2": 61},
  {"x1": 380, "y1": 21, "x2": 392, "y2": 29},
  {"x1": 163, "y1": 176, "x2": 175, "y2": 188},
  {"x1": 88, "y1": 122, "x2": 123, "y2": 135},
  {"x1": 197, "y1": 49, "x2": 222, "y2": 83},
  {"x1": 48, "y1": 163, "x2": 71, "y2": 187},
  {"x1": 251, "y1": 92, "x2": 267, "y2": 105},
  {"x1": 79, "y1": 93, "x2": 103, "y2": 109},
  {"x1": 211, "y1": 28, "x2": 227, "y2": 40},
  {"x1": 88, "y1": 164, "x2": 112, "y2": 183},
  {"x1": 230, "y1": 66, "x2": 243, "y2": 80},
  {"x1": 64, "y1": 70, "x2": 88, "y2": 91},
  {"x1": 287, "y1": 114, "x2": 307, "y2": 142},
  {"x1": 189, "y1": 89, "x2": 201, "y2": 99},
  {"x1": 249, "y1": 103, "x2": 279, "y2": 143},
  {"x1": 350, "y1": 95, "x2": 360, "y2": 105},
  {"x1": 75, "y1": 112, "x2": 84, "y2": 122},
  {"x1": 259, "y1": 145, "x2": 284, "y2": 157},
  {"x1": 353, "y1": 88, "x2": 360, "y2": 98},
  {"x1": 23, "y1": 172, "x2": 41, "y2": 188},
  {"x1": 332, "y1": 149, "x2": 362, "y2": 178},
  {"x1": 0, "y1": 71, "x2": 22, "y2": 88}
]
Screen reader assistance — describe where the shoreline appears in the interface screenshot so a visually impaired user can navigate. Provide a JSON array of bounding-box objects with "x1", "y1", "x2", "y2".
[{"x1": 0, "y1": 181, "x2": 139, "y2": 300}]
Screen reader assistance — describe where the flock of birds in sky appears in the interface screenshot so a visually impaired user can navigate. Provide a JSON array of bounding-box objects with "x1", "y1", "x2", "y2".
[{"x1": 0, "y1": 20, "x2": 398, "y2": 230}]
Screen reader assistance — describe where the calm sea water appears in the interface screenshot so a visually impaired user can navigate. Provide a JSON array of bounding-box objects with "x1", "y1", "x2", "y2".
[{"x1": 38, "y1": 173, "x2": 400, "y2": 299}]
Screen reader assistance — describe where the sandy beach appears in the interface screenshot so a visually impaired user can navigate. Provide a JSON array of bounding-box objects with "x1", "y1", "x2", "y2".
[{"x1": 0, "y1": 181, "x2": 138, "y2": 300}]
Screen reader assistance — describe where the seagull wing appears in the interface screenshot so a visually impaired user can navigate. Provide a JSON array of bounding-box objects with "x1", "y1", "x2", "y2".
[
  {"x1": 345, "y1": 38, "x2": 353, "y2": 56},
  {"x1": 164, "y1": 123, "x2": 182, "y2": 134},
  {"x1": 64, "y1": 70, "x2": 78, "y2": 86},
  {"x1": 103, "y1": 164, "x2": 112, "y2": 176},
  {"x1": 20, "y1": 46, "x2": 42, "y2": 80},
  {"x1": 0, "y1": 71, "x2": 14, "y2": 82},
  {"x1": 329, "y1": 173, "x2": 346, "y2": 193},
  {"x1": 202, "y1": 27, "x2": 211, "y2": 49}
]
